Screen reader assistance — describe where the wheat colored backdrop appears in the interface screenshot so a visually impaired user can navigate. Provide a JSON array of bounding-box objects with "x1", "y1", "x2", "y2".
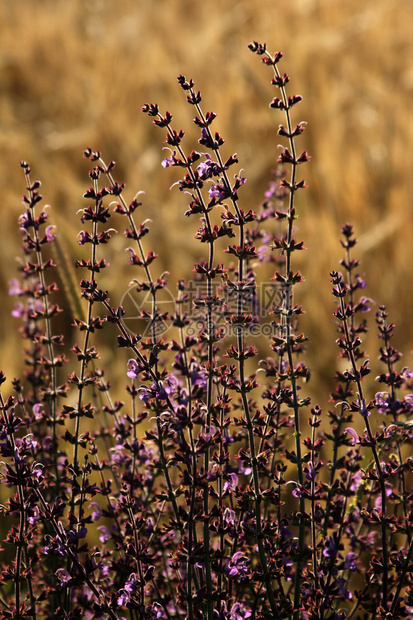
[{"x1": 1, "y1": 0, "x2": 412, "y2": 403}]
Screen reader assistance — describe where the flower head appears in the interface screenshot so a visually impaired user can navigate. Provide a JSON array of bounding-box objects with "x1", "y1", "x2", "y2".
[{"x1": 225, "y1": 552, "x2": 251, "y2": 582}]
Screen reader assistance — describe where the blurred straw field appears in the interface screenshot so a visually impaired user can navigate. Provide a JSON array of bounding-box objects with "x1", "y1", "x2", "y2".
[{"x1": 1, "y1": 0, "x2": 413, "y2": 402}]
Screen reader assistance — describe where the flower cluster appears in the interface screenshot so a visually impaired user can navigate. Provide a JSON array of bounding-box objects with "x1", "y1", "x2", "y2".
[{"x1": 1, "y1": 42, "x2": 413, "y2": 620}]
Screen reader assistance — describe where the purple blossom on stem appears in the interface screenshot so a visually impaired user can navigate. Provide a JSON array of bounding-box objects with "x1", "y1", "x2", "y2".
[
  {"x1": 9, "y1": 279, "x2": 24, "y2": 296},
  {"x1": 225, "y1": 552, "x2": 251, "y2": 582},
  {"x1": 345, "y1": 427, "x2": 360, "y2": 445},
  {"x1": 117, "y1": 573, "x2": 138, "y2": 606},
  {"x1": 90, "y1": 502, "x2": 103, "y2": 520},
  {"x1": 323, "y1": 536, "x2": 338, "y2": 560},
  {"x1": 229, "y1": 604, "x2": 252, "y2": 620},
  {"x1": 375, "y1": 391, "x2": 391, "y2": 413},
  {"x1": 344, "y1": 552, "x2": 358, "y2": 572},
  {"x1": 55, "y1": 568, "x2": 73, "y2": 587},
  {"x1": 32, "y1": 403, "x2": 44, "y2": 420},
  {"x1": 223, "y1": 472, "x2": 238, "y2": 493},
  {"x1": 161, "y1": 149, "x2": 178, "y2": 168},
  {"x1": 97, "y1": 526, "x2": 111, "y2": 543},
  {"x1": 127, "y1": 358, "x2": 141, "y2": 379},
  {"x1": 45, "y1": 224, "x2": 56, "y2": 242},
  {"x1": 349, "y1": 470, "x2": 363, "y2": 493}
]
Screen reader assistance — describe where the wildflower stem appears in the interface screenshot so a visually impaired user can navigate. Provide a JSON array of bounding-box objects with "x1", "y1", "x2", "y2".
[
  {"x1": 21, "y1": 164, "x2": 60, "y2": 484},
  {"x1": 264, "y1": 48, "x2": 306, "y2": 618},
  {"x1": 335, "y1": 274, "x2": 389, "y2": 609},
  {"x1": 0, "y1": 391, "x2": 27, "y2": 616}
]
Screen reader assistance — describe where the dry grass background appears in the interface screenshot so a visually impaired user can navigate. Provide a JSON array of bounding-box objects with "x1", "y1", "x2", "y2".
[{"x1": 1, "y1": 0, "x2": 413, "y2": 407}]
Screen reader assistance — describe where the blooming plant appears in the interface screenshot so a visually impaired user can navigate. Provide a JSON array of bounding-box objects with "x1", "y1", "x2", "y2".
[{"x1": 1, "y1": 41, "x2": 413, "y2": 620}]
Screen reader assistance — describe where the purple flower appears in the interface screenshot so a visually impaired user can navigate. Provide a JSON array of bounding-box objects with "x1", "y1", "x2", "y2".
[
  {"x1": 375, "y1": 391, "x2": 390, "y2": 413},
  {"x1": 139, "y1": 382, "x2": 168, "y2": 403},
  {"x1": 344, "y1": 552, "x2": 357, "y2": 572},
  {"x1": 229, "y1": 603, "x2": 252, "y2": 620},
  {"x1": 9, "y1": 279, "x2": 24, "y2": 296},
  {"x1": 117, "y1": 573, "x2": 138, "y2": 606},
  {"x1": 355, "y1": 296, "x2": 373, "y2": 313},
  {"x1": 345, "y1": 427, "x2": 360, "y2": 446},
  {"x1": 97, "y1": 526, "x2": 111, "y2": 543},
  {"x1": 264, "y1": 181, "x2": 277, "y2": 199},
  {"x1": 124, "y1": 573, "x2": 138, "y2": 593},
  {"x1": 305, "y1": 463, "x2": 316, "y2": 482},
  {"x1": 45, "y1": 224, "x2": 56, "y2": 242},
  {"x1": 223, "y1": 472, "x2": 238, "y2": 494},
  {"x1": 225, "y1": 551, "x2": 251, "y2": 582},
  {"x1": 237, "y1": 460, "x2": 252, "y2": 476},
  {"x1": 131, "y1": 441, "x2": 154, "y2": 468},
  {"x1": 110, "y1": 444, "x2": 126, "y2": 464},
  {"x1": 55, "y1": 568, "x2": 72, "y2": 587},
  {"x1": 127, "y1": 359, "x2": 140, "y2": 379},
  {"x1": 280, "y1": 523, "x2": 293, "y2": 540},
  {"x1": 67, "y1": 527, "x2": 87, "y2": 544},
  {"x1": 349, "y1": 470, "x2": 363, "y2": 493},
  {"x1": 11, "y1": 302, "x2": 24, "y2": 319},
  {"x1": 143, "y1": 517, "x2": 154, "y2": 537},
  {"x1": 163, "y1": 376, "x2": 176, "y2": 396},
  {"x1": 18, "y1": 211, "x2": 31, "y2": 231},
  {"x1": 90, "y1": 502, "x2": 103, "y2": 521},
  {"x1": 291, "y1": 484, "x2": 307, "y2": 498},
  {"x1": 138, "y1": 386, "x2": 153, "y2": 403},
  {"x1": 223, "y1": 508, "x2": 235, "y2": 527},
  {"x1": 43, "y1": 436, "x2": 53, "y2": 452},
  {"x1": 32, "y1": 403, "x2": 44, "y2": 420},
  {"x1": 208, "y1": 183, "x2": 228, "y2": 200},
  {"x1": 117, "y1": 591, "x2": 129, "y2": 607},
  {"x1": 197, "y1": 154, "x2": 221, "y2": 179},
  {"x1": 354, "y1": 274, "x2": 366, "y2": 289},
  {"x1": 161, "y1": 149, "x2": 177, "y2": 168},
  {"x1": 337, "y1": 577, "x2": 352, "y2": 599},
  {"x1": 161, "y1": 148, "x2": 184, "y2": 168},
  {"x1": 44, "y1": 534, "x2": 67, "y2": 557},
  {"x1": 323, "y1": 536, "x2": 338, "y2": 560},
  {"x1": 190, "y1": 368, "x2": 207, "y2": 390},
  {"x1": 77, "y1": 230, "x2": 92, "y2": 245},
  {"x1": 402, "y1": 367, "x2": 413, "y2": 382},
  {"x1": 28, "y1": 505, "x2": 40, "y2": 525},
  {"x1": 147, "y1": 603, "x2": 164, "y2": 619},
  {"x1": 256, "y1": 244, "x2": 271, "y2": 262},
  {"x1": 17, "y1": 434, "x2": 38, "y2": 451}
]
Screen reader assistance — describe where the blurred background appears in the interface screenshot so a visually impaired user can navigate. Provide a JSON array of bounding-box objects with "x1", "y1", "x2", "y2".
[{"x1": 1, "y1": 0, "x2": 413, "y2": 406}]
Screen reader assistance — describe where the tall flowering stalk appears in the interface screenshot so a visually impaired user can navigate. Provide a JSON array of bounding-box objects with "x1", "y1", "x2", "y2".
[
  {"x1": 16, "y1": 162, "x2": 67, "y2": 483},
  {"x1": 249, "y1": 41, "x2": 310, "y2": 617},
  {"x1": 330, "y1": 226, "x2": 389, "y2": 611}
]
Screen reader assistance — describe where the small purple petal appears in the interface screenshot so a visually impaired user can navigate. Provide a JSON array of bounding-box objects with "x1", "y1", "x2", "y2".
[
  {"x1": 45, "y1": 225, "x2": 56, "y2": 242},
  {"x1": 127, "y1": 359, "x2": 140, "y2": 379},
  {"x1": 55, "y1": 568, "x2": 72, "y2": 586},
  {"x1": 345, "y1": 427, "x2": 359, "y2": 446}
]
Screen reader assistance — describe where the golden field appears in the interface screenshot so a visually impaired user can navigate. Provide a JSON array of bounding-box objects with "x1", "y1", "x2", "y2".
[{"x1": 1, "y1": 0, "x2": 413, "y2": 407}]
